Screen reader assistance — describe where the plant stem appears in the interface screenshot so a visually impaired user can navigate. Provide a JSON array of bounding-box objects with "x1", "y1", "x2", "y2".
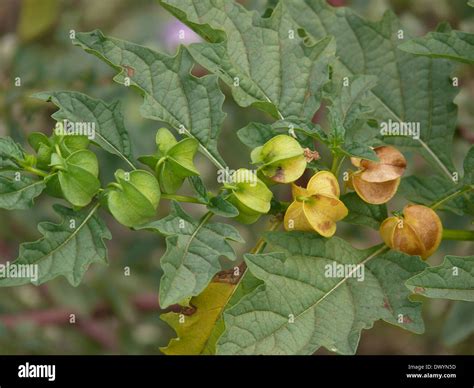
[
  {"x1": 330, "y1": 154, "x2": 345, "y2": 176},
  {"x1": 442, "y1": 229, "x2": 474, "y2": 241},
  {"x1": 161, "y1": 193, "x2": 207, "y2": 205},
  {"x1": 55, "y1": 144, "x2": 62, "y2": 158},
  {"x1": 430, "y1": 185, "x2": 474, "y2": 210},
  {"x1": 24, "y1": 166, "x2": 48, "y2": 177}
]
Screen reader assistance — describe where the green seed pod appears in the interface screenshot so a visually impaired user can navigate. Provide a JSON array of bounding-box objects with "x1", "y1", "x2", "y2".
[
  {"x1": 28, "y1": 132, "x2": 52, "y2": 170},
  {"x1": 106, "y1": 169, "x2": 161, "y2": 227},
  {"x1": 58, "y1": 135, "x2": 90, "y2": 157},
  {"x1": 225, "y1": 168, "x2": 272, "y2": 224},
  {"x1": 251, "y1": 134, "x2": 306, "y2": 183},
  {"x1": 49, "y1": 149, "x2": 100, "y2": 207},
  {"x1": 28, "y1": 131, "x2": 90, "y2": 169},
  {"x1": 138, "y1": 128, "x2": 199, "y2": 194}
]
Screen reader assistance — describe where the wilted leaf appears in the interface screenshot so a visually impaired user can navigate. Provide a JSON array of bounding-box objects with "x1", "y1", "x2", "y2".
[{"x1": 160, "y1": 281, "x2": 235, "y2": 355}]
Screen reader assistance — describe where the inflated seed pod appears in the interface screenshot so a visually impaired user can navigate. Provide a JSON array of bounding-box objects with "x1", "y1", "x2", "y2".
[
  {"x1": 350, "y1": 145, "x2": 406, "y2": 204},
  {"x1": 225, "y1": 168, "x2": 273, "y2": 224},
  {"x1": 380, "y1": 204, "x2": 443, "y2": 259},
  {"x1": 284, "y1": 171, "x2": 348, "y2": 237},
  {"x1": 251, "y1": 135, "x2": 307, "y2": 184},
  {"x1": 138, "y1": 128, "x2": 199, "y2": 194},
  {"x1": 106, "y1": 169, "x2": 161, "y2": 227}
]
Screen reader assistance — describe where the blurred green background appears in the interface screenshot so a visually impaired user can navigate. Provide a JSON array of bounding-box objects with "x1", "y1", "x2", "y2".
[{"x1": 0, "y1": 0, "x2": 473, "y2": 355}]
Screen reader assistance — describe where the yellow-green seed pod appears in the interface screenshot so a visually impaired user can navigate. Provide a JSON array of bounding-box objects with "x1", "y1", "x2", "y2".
[
  {"x1": 284, "y1": 171, "x2": 348, "y2": 237},
  {"x1": 226, "y1": 168, "x2": 272, "y2": 224},
  {"x1": 251, "y1": 135, "x2": 307, "y2": 184}
]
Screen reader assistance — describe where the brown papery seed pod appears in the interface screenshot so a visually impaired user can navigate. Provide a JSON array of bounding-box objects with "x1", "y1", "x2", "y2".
[
  {"x1": 379, "y1": 204, "x2": 443, "y2": 260},
  {"x1": 359, "y1": 146, "x2": 407, "y2": 182},
  {"x1": 351, "y1": 146, "x2": 406, "y2": 204}
]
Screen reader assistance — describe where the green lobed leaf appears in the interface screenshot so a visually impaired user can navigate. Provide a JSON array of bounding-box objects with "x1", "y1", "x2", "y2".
[
  {"x1": 341, "y1": 192, "x2": 387, "y2": 229},
  {"x1": 160, "y1": 0, "x2": 335, "y2": 121},
  {"x1": 325, "y1": 75, "x2": 378, "y2": 137},
  {"x1": 325, "y1": 75, "x2": 379, "y2": 159},
  {"x1": 188, "y1": 176, "x2": 238, "y2": 217},
  {"x1": 33, "y1": 91, "x2": 134, "y2": 168},
  {"x1": 73, "y1": 30, "x2": 227, "y2": 168},
  {"x1": 406, "y1": 255, "x2": 474, "y2": 302},
  {"x1": 284, "y1": 0, "x2": 459, "y2": 179},
  {"x1": 399, "y1": 29, "x2": 474, "y2": 64},
  {"x1": 399, "y1": 175, "x2": 474, "y2": 216},
  {"x1": 135, "y1": 202, "x2": 244, "y2": 308},
  {"x1": 341, "y1": 143, "x2": 378, "y2": 161},
  {"x1": 0, "y1": 137, "x2": 25, "y2": 169},
  {"x1": 0, "y1": 204, "x2": 111, "y2": 287},
  {"x1": 207, "y1": 195, "x2": 239, "y2": 218},
  {"x1": 326, "y1": 75, "x2": 378, "y2": 161},
  {"x1": 202, "y1": 271, "x2": 262, "y2": 354},
  {"x1": 217, "y1": 231, "x2": 427, "y2": 355},
  {"x1": 237, "y1": 122, "x2": 315, "y2": 150},
  {"x1": 272, "y1": 119, "x2": 328, "y2": 143},
  {"x1": 0, "y1": 171, "x2": 45, "y2": 210},
  {"x1": 463, "y1": 145, "x2": 474, "y2": 185},
  {"x1": 189, "y1": 176, "x2": 209, "y2": 203}
]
